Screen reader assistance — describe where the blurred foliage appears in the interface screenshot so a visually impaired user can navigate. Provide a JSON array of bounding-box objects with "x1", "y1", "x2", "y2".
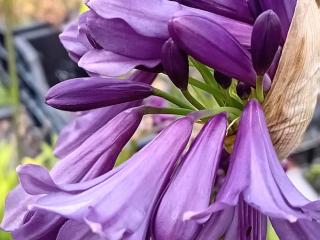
[
  {"x1": 0, "y1": 84, "x2": 11, "y2": 105},
  {"x1": 115, "y1": 140, "x2": 138, "y2": 167},
  {"x1": 22, "y1": 140, "x2": 57, "y2": 169},
  {"x1": 267, "y1": 224, "x2": 280, "y2": 240},
  {"x1": 0, "y1": 0, "x2": 82, "y2": 26},
  {"x1": 0, "y1": 141, "x2": 16, "y2": 240},
  {"x1": 0, "y1": 139, "x2": 57, "y2": 239},
  {"x1": 80, "y1": 3, "x2": 89, "y2": 13},
  {"x1": 305, "y1": 163, "x2": 320, "y2": 192}
]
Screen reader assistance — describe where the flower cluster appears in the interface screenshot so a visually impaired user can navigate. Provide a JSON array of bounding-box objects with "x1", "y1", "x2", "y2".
[{"x1": 2, "y1": 0, "x2": 320, "y2": 240}]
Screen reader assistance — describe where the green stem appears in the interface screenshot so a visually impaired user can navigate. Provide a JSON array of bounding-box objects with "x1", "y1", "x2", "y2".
[
  {"x1": 153, "y1": 88, "x2": 195, "y2": 110},
  {"x1": 190, "y1": 58, "x2": 216, "y2": 88},
  {"x1": 182, "y1": 89, "x2": 205, "y2": 110},
  {"x1": 189, "y1": 77, "x2": 225, "y2": 105},
  {"x1": 256, "y1": 75, "x2": 264, "y2": 102},
  {"x1": 4, "y1": 0, "x2": 21, "y2": 162},
  {"x1": 143, "y1": 107, "x2": 192, "y2": 116}
]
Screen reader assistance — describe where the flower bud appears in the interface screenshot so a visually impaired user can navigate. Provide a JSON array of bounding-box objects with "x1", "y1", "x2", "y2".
[
  {"x1": 214, "y1": 71, "x2": 232, "y2": 89},
  {"x1": 161, "y1": 38, "x2": 189, "y2": 90},
  {"x1": 45, "y1": 77, "x2": 153, "y2": 111},
  {"x1": 251, "y1": 10, "x2": 282, "y2": 75},
  {"x1": 236, "y1": 82, "x2": 251, "y2": 99}
]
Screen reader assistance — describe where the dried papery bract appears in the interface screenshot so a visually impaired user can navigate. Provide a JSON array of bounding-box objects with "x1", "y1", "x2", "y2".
[{"x1": 263, "y1": 0, "x2": 320, "y2": 159}]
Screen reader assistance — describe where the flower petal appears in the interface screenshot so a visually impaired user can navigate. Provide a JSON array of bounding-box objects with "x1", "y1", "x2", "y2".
[
  {"x1": 86, "y1": 11, "x2": 165, "y2": 60},
  {"x1": 271, "y1": 218, "x2": 320, "y2": 240},
  {"x1": 57, "y1": 220, "x2": 101, "y2": 240},
  {"x1": 185, "y1": 100, "x2": 316, "y2": 224},
  {"x1": 86, "y1": 0, "x2": 182, "y2": 38},
  {"x1": 21, "y1": 117, "x2": 194, "y2": 238},
  {"x1": 169, "y1": 12, "x2": 256, "y2": 85},
  {"x1": 78, "y1": 49, "x2": 160, "y2": 77},
  {"x1": 153, "y1": 113, "x2": 227, "y2": 240},
  {"x1": 59, "y1": 13, "x2": 93, "y2": 62},
  {"x1": 258, "y1": 0, "x2": 297, "y2": 40},
  {"x1": 54, "y1": 71, "x2": 156, "y2": 158},
  {"x1": 177, "y1": 0, "x2": 254, "y2": 23}
]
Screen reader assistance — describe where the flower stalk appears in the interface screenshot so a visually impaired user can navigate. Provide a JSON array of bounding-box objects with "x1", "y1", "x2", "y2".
[
  {"x1": 152, "y1": 87, "x2": 195, "y2": 110},
  {"x1": 256, "y1": 75, "x2": 265, "y2": 102},
  {"x1": 181, "y1": 89, "x2": 205, "y2": 110}
]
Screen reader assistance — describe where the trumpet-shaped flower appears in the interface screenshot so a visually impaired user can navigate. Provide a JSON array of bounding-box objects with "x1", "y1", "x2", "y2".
[
  {"x1": 1, "y1": 107, "x2": 145, "y2": 240},
  {"x1": 185, "y1": 100, "x2": 320, "y2": 239},
  {"x1": 153, "y1": 113, "x2": 227, "y2": 240},
  {"x1": 54, "y1": 70, "x2": 156, "y2": 158},
  {"x1": 17, "y1": 117, "x2": 195, "y2": 239}
]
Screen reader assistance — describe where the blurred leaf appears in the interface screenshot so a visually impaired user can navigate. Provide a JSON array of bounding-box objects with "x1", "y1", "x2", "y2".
[
  {"x1": 0, "y1": 141, "x2": 16, "y2": 240},
  {"x1": 267, "y1": 223, "x2": 280, "y2": 240}
]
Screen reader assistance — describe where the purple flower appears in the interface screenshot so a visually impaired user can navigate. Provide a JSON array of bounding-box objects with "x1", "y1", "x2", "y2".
[
  {"x1": 1, "y1": 1, "x2": 308, "y2": 239},
  {"x1": 54, "y1": 103, "x2": 139, "y2": 158},
  {"x1": 185, "y1": 100, "x2": 320, "y2": 239},
  {"x1": 169, "y1": 11, "x2": 257, "y2": 86},
  {"x1": 16, "y1": 116, "x2": 195, "y2": 239},
  {"x1": 251, "y1": 10, "x2": 282, "y2": 75},
  {"x1": 1, "y1": 107, "x2": 145, "y2": 240},
  {"x1": 152, "y1": 113, "x2": 227, "y2": 240},
  {"x1": 54, "y1": 70, "x2": 156, "y2": 158},
  {"x1": 86, "y1": 0, "x2": 183, "y2": 39},
  {"x1": 59, "y1": 12, "x2": 94, "y2": 62},
  {"x1": 77, "y1": 11, "x2": 165, "y2": 76},
  {"x1": 172, "y1": 9, "x2": 254, "y2": 49},
  {"x1": 45, "y1": 77, "x2": 153, "y2": 111}
]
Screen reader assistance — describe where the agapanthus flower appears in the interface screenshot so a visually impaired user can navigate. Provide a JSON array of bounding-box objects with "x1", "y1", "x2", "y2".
[
  {"x1": 185, "y1": 100, "x2": 320, "y2": 239},
  {"x1": 15, "y1": 116, "x2": 196, "y2": 239},
  {"x1": 2, "y1": 0, "x2": 320, "y2": 239},
  {"x1": 1, "y1": 107, "x2": 145, "y2": 239},
  {"x1": 54, "y1": 70, "x2": 156, "y2": 158},
  {"x1": 152, "y1": 113, "x2": 227, "y2": 240}
]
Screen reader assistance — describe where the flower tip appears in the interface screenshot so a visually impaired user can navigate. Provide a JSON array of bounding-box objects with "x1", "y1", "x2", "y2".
[
  {"x1": 216, "y1": 111, "x2": 228, "y2": 121},
  {"x1": 247, "y1": 98, "x2": 262, "y2": 110},
  {"x1": 27, "y1": 205, "x2": 33, "y2": 211},
  {"x1": 287, "y1": 215, "x2": 298, "y2": 223},
  {"x1": 15, "y1": 164, "x2": 24, "y2": 173},
  {"x1": 182, "y1": 211, "x2": 211, "y2": 224},
  {"x1": 84, "y1": 217, "x2": 105, "y2": 237},
  {"x1": 182, "y1": 211, "x2": 194, "y2": 221}
]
